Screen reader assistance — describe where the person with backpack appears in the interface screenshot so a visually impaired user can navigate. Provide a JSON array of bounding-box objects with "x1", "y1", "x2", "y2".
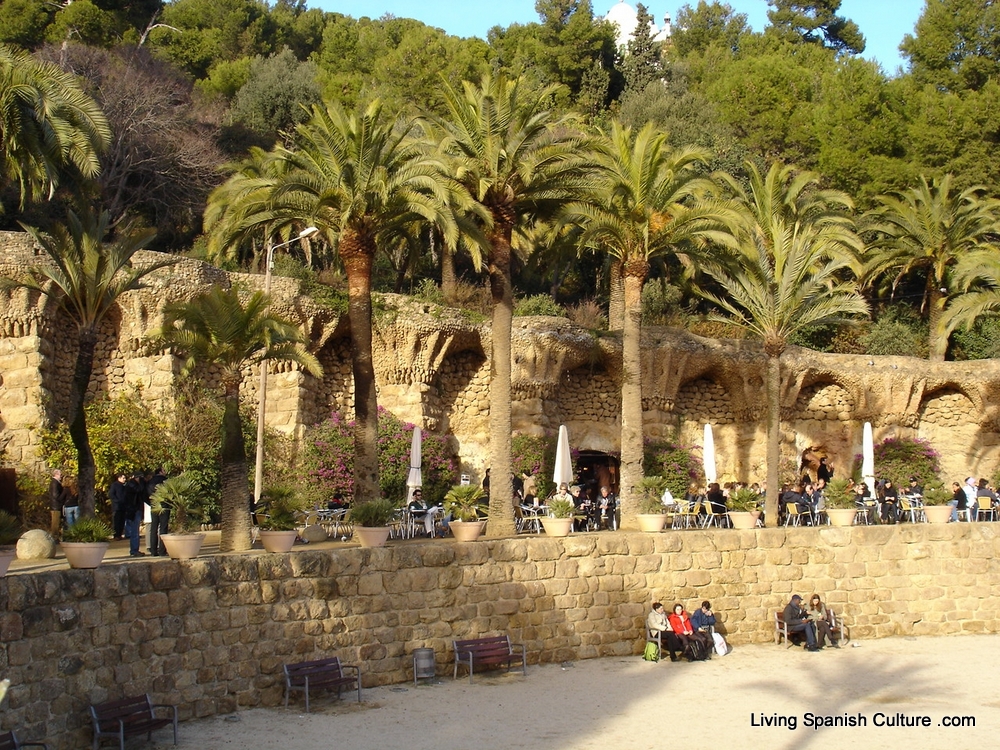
[{"x1": 646, "y1": 602, "x2": 682, "y2": 662}]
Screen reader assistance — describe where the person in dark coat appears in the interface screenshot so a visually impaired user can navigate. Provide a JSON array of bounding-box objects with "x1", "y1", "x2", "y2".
[
  {"x1": 783, "y1": 594, "x2": 819, "y2": 651},
  {"x1": 48, "y1": 469, "x2": 67, "y2": 538},
  {"x1": 108, "y1": 473, "x2": 128, "y2": 539}
]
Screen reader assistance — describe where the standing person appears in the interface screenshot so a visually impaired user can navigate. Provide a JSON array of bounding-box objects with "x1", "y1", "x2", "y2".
[
  {"x1": 817, "y1": 457, "x2": 833, "y2": 483},
  {"x1": 807, "y1": 594, "x2": 840, "y2": 648},
  {"x1": 964, "y1": 477, "x2": 978, "y2": 522},
  {"x1": 646, "y1": 602, "x2": 682, "y2": 662},
  {"x1": 482, "y1": 468, "x2": 490, "y2": 492},
  {"x1": 123, "y1": 473, "x2": 147, "y2": 557},
  {"x1": 783, "y1": 594, "x2": 820, "y2": 651},
  {"x1": 109, "y1": 473, "x2": 128, "y2": 539},
  {"x1": 48, "y1": 469, "x2": 66, "y2": 539},
  {"x1": 146, "y1": 467, "x2": 168, "y2": 556},
  {"x1": 62, "y1": 475, "x2": 80, "y2": 528}
]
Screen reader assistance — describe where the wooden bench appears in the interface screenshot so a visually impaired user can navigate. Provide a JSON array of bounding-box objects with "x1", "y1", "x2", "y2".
[
  {"x1": 775, "y1": 608, "x2": 849, "y2": 647},
  {"x1": 283, "y1": 656, "x2": 361, "y2": 712},
  {"x1": 0, "y1": 731, "x2": 49, "y2": 750},
  {"x1": 453, "y1": 635, "x2": 526, "y2": 684},
  {"x1": 89, "y1": 694, "x2": 178, "y2": 750}
]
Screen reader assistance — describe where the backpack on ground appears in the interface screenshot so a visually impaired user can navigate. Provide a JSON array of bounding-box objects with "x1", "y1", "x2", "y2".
[
  {"x1": 686, "y1": 638, "x2": 709, "y2": 661},
  {"x1": 643, "y1": 641, "x2": 659, "y2": 662}
]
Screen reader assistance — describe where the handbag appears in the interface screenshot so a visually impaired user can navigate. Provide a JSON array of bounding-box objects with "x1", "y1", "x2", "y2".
[{"x1": 712, "y1": 631, "x2": 729, "y2": 656}]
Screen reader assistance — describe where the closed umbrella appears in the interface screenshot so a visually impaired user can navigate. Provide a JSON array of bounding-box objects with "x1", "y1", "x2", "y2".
[
  {"x1": 862, "y1": 422, "x2": 875, "y2": 490},
  {"x1": 406, "y1": 427, "x2": 422, "y2": 502},
  {"x1": 703, "y1": 424, "x2": 717, "y2": 484},
  {"x1": 553, "y1": 425, "x2": 574, "y2": 488}
]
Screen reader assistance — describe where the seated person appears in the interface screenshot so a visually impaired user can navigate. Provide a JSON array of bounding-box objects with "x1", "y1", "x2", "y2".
[
  {"x1": 807, "y1": 594, "x2": 839, "y2": 648},
  {"x1": 646, "y1": 602, "x2": 683, "y2": 662},
  {"x1": 880, "y1": 479, "x2": 899, "y2": 524},
  {"x1": 782, "y1": 594, "x2": 819, "y2": 651},
  {"x1": 598, "y1": 486, "x2": 617, "y2": 530},
  {"x1": 667, "y1": 603, "x2": 711, "y2": 659},
  {"x1": 408, "y1": 489, "x2": 441, "y2": 538},
  {"x1": 705, "y1": 483, "x2": 727, "y2": 514},
  {"x1": 690, "y1": 600, "x2": 728, "y2": 655}
]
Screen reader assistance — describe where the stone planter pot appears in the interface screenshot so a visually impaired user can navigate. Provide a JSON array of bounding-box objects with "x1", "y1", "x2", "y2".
[
  {"x1": 0, "y1": 548, "x2": 15, "y2": 576},
  {"x1": 449, "y1": 520, "x2": 485, "y2": 542},
  {"x1": 61, "y1": 542, "x2": 109, "y2": 569},
  {"x1": 161, "y1": 533, "x2": 205, "y2": 560},
  {"x1": 259, "y1": 530, "x2": 297, "y2": 553},
  {"x1": 924, "y1": 505, "x2": 953, "y2": 524},
  {"x1": 355, "y1": 526, "x2": 391, "y2": 548},
  {"x1": 728, "y1": 511, "x2": 757, "y2": 530},
  {"x1": 825, "y1": 508, "x2": 857, "y2": 527},
  {"x1": 636, "y1": 514, "x2": 668, "y2": 532},
  {"x1": 540, "y1": 517, "x2": 573, "y2": 537}
]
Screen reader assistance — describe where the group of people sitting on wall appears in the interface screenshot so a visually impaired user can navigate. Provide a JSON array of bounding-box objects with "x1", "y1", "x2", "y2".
[{"x1": 646, "y1": 601, "x2": 728, "y2": 662}]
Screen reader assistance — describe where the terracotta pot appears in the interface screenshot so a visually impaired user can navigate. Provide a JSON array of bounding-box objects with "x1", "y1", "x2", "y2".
[
  {"x1": 259, "y1": 530, "x2": 297, "y2": 553},
  {"x1": 449, "y1": 520, "x2": 485, "y2": 542},
  {"x1": 0, "y1": 548, "x2": 15, "y2": 576},
  {"x1": 825, "y1": 508, "x2": 857, "y2": 527},
  {"x1": 636, "y1": 514, "x2": 668, "y2": 532},
  {"x1": 161, "y1": 533, "x2": 205, "y2": 560},
  {"x1": 61, "y1": 542, "x2": 109, "y2": 569},
  {"x1": 728, "y1": 512, "x2": 757, "y2": 530},
  {"x1": 540, "y1": 517, "x2": 573, "y2": 537},
  {"x1": 924, "y1": 505, "x2": 953, "y2": 524},
  {"x1": 355, "y1": 526, "x2": 391, "y2": 548}
]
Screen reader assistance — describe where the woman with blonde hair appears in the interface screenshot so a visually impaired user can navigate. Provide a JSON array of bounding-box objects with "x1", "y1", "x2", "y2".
[{"x1": 807, "y1": 594, "x2": 839, "y2": 648}]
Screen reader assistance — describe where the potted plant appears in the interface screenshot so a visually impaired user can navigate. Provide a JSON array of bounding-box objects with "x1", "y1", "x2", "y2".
[
  {"x1": 822, "y1": 479, "x2": 858, "y2": 527},
  {"x1": 61, "y1": 516, "x2": 113, "y2": 568},
  {"x1": 150, "y1": 474, "x2": 209, "y2": 559},
  {"x1": 541, "y1": 498, "x2": 575, "y2": 537},
  {"x1": 636, "y1": 477, "x2": 669, "y2": 532},
  {"x1": 349, "y1": 499, "x2": 398, "y2": 547},
  {"x1": 922, "y1": 485, "x2": 953, "y2": 523},
  {"x1": 257, "y1": 486, "x2": 308, "y2": 552},
  {"x1": 728, "y1": 487, "x2": 761, "y2": 530},
  {"x1": 0, "y1": 510, "x2": 22, "y2": 576},
  {"x1": 443, "y1": 484, "x2": 487, "y2": 541}
]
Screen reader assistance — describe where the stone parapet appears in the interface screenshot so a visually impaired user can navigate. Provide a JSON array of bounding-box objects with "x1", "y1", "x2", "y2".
[{"x1": 0, "y1": 525, "x2": 996, "y2": 748}]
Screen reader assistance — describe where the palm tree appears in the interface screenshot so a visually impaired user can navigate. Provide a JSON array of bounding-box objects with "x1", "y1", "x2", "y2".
[
  {"x1": 0, "y1": 45, "x2": 110, "y2": 210},
  {"x1": 697, "y1": 162, "x2": 868, "y2": 527},
  {"x1": 864, "y1": 175, "x2": 1000, "y2": 360},
  {"x1": 0, "y1": 208, "x2": 168, "y2": 515},
  {"x1": 436, "y1": 74, "x2": 593, "y2": 536},
  {"x1": 570, "y1": 120, "x2": 728, "y2": 529},
  {"x1": 156, "y1": 287, "x2": 322, "y2": 552},
  {"x1": 940, "y1": 248, "x2": 1000, "y2": 341},
  {"x1": 208, "y1": 100, "x2": 462, "y2": 505}
]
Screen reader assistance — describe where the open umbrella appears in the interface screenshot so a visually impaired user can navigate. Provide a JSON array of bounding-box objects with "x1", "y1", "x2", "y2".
[
  {"x1": 406, "y1": 426, "x2": 422, "y2": 502},
  {"x1": 553, "y1": 425, "x2": 574, "y2": 488},
  {"x1": 703, "y1": 424, "x2": 717, "y2": 484},
  {"x1": 862, "y1": 422, "x2": 875, "y2": 490}
]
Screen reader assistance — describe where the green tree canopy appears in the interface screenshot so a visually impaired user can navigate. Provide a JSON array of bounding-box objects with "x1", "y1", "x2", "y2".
[{"x1": 765, "y1": 0, "x2": 865, "y2": 54}]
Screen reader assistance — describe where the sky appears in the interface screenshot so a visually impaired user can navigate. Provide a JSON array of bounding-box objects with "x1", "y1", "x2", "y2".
[{"x1": 315, "y1": 0, "x2": 925, "y2": 75}]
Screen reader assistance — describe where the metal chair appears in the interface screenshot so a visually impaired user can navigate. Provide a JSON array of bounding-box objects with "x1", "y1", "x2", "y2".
[
  {"x1": 976, "y1": 498, "x2": 996, "y2": 522},
  {"x1": 783, "y1": 503, "x2": 801, "y2": 527}
]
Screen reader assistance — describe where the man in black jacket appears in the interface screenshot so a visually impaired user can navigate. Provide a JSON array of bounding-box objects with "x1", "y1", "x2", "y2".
[
  {"x1": 123, "y1": 473, "x2": 147, "y2": 557},
  {"x1": 783, "y1": 595, "x2": 819, "y2": 651},
  {"x1": 109, "y1": 473, "x2": 127, "y2": 539}
]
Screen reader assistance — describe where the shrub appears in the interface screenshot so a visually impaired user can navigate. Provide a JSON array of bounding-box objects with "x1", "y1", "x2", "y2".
[
  {"x1": 304, "y1": 407, "x2": 458, "y2": 506},
  {"x1": 566, "y1": 299, "x2": 607, "y2": 330},
  {"x1": 643, "y1": 438, "x2": 704, "y2": 496},
  {"x1": 641, "y1": 279, "x2": 682, "y2": 326},
  {"x1": 952, "y1": 318, "x2": 1000, "y2": 360},
  {"x1": 511, "y1": 433, "x2": 557, "y2": 500},
  {"x1": 413, "y1": 278, "x2": 444, "y2": 305},
  {"x1": 851, "y1": 435, "x2": 940, "y2": 488},
  {"x1": 859, "y1": 305, "x2": 928, "y2": 358},
  {"x1": 514, "y1": 294, "x2": 565, "y2": 317}
]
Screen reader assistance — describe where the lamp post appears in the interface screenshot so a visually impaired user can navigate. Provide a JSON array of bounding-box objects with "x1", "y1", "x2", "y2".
[{"x1": 253, "y1": 226, "x2": 319, "y2": 505}]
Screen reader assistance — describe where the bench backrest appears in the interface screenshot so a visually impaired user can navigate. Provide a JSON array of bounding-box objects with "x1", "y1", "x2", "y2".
[
  {"x1": 284, "y1": 656, "x2": 344, "y2": 680},
  {"x1": 454, "y1": 635, "x2": 512, "y2": 658},
  {"x1": 0, "y1": 731, "x2": 18, "y2": 750},
  {"x1": 90, "y1": 695, "x2": 153, "y2": 729}
]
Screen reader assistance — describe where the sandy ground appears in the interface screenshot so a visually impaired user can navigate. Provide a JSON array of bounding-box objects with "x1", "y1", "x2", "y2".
[{"x1": 170, "y1": 634, "x2": 997, "y2": 750}]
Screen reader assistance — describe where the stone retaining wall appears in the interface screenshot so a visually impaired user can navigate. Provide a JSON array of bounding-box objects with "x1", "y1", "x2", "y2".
[{"x1": 1, "y1": 524, "x2": 998, "y2": 748}]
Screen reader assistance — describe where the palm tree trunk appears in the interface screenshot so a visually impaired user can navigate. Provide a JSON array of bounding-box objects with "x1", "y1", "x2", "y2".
[
  {"x1": 928, "y1": 280, "x2": 947, "y2": 361},
  {"x1": 618, "y1": 266, "x2": 646, "y2": 530},
  {"x1": 69, "y1": 326, "x2": 97, "y2": 516},
  {"x1": 764, "y1": 353, "x2": 781, "y2": 528},
  {"x1": 608, "y1": 257, "x2": 625, "y2": 330},
  {"x1": 486, "y1": 227, "x2": 515, "y2": 537},
  {"x1": 341, "y1": 240, "x2": 380, "y2": 504},
  {"x1": 220, "y1": 379, "x2": 252, "y2": 551},
  {"x1": 441, "y1": 239, "x2": 457, "y2": 304}
]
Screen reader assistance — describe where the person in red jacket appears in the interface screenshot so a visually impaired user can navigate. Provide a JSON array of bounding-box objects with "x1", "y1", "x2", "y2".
[{"x1": 667, "y1": 603, "x2": 711, "y2": 659}]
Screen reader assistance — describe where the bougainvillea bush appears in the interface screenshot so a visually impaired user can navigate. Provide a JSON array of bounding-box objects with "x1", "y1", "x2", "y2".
[
  {"x1": 643, "y1": 438, "x2": 705, "y2": 496},
  {"x1": 304, "y1": 407, "x2": 458, "y2": 505},
  {"x1": 511, "y1": 432, "x2": 558, "y2": 499},
  {"x1": 852, "y1": 435, "x2": 941, "y2": 488}
]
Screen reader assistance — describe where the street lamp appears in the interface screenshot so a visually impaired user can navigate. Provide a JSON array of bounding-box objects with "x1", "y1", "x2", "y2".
[{"x1": 253, "y1": 226, "x2": 319, "y2": 505}]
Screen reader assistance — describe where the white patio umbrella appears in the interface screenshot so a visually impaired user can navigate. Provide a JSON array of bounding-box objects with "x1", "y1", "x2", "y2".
[
  {"x1": 553, "y1": 425, "x2": 574, "y2": 488},
  {"x1": 703, "y1": 424, "x2": 717, "y2": 484},
  {"x1": 862, "y1": 421, "x2": 875, "y2": 490},
  {"x1": 406, "y1": 426, "x2": 422, "y2": 502}
]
